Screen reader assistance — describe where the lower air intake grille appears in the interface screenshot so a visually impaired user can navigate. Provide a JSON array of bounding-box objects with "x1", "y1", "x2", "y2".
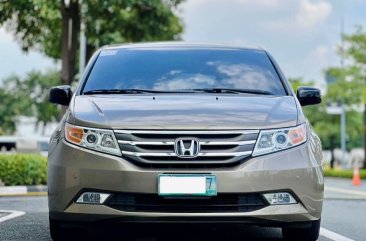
[{"x1": 106, "y1": 193, "x2": 268, "y2": 213}]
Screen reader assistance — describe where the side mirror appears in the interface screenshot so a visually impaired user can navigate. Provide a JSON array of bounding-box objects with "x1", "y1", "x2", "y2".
[
  {"x1": 49, "y1": 85, "x2": 73, "y2": 106},
  {"x1": 296, "y1": 87, "x2": 321, "y2": 106}
]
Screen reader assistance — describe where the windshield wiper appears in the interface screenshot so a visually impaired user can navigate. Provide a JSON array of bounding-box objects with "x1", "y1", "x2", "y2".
[
  {"x1": 83, "y1": 88, "x2": 273, "y2": 95},
  {"x1": 84, "y1": 89, "x2": 144, "y2": 95},
  {"x1": 191, "y1": 88, "x2": 274, "y2": 95},
  {"x1": 83, "y1": 89, "x2": 195, "y2": 95}
]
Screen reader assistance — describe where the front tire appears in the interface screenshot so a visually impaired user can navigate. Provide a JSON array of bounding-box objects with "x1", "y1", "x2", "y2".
[
  {"x1": 50, "y1": 218, "x2": 97, "y2": 241},
  {"x1": 282, "y1": 219, "x2": 320, "y2": 241},
  {"x1": 49, "y1": 218, "x2": 66, "y2": 241}
]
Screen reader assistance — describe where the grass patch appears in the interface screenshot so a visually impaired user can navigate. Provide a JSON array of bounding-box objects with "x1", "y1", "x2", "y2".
[{"x1": 324, "y1": 167, "x2": 366, "y2": 179}]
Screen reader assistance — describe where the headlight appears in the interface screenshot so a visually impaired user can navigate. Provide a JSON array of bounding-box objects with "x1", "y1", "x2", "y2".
[
  {"x1": 252, "y1": 124, "x2": 307, "y2": 156},
  {"x1": 65, "y1": 123, "x2": 121, "y2": 155}
]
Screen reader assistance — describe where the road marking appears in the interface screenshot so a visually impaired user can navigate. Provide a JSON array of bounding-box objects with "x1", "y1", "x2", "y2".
[
  {"x1": 325, "y1": 186, "x2": 366, "y2": 198},
  {"x1": 320, "y1": 227, "x2": 355, "y2": 241},
  {"x1": 0, "y1": 210, "x2": 25, "y2": 223}
]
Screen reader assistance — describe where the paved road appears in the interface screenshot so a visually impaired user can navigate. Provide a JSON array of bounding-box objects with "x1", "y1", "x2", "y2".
[
  {"x1": 0, "y1": 178, "x2": 364, "y2": 241},
  {"x1": 321, "y1": 177, "x2": 366, "y2": 241}
]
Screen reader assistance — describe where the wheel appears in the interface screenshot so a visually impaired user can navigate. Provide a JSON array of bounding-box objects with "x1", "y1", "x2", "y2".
[
  {"x1": 50, "y1": 218, "x2": 94, "y2": 241},
  {"x1": 49, "y1": 218, "x2": 66, "y2": 241},
  {"x1": 282, "y1": 219, "x2": 320, "y2": 241}
]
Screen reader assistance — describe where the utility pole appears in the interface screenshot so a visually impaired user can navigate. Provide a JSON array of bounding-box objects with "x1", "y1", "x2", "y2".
[
  {"x1": 323, "y1": 16, "x2": 347, "y2": 166},
  {"x1": 326, "y1": 102, "x2": 347, "y2": 167},
  {"x1": 340, "y1": 16, "x2": 345, "y2": 69},
  {"x1": 339, "y1": 16, "x2": 347, "y2": 166},
  {"x1": 79, "y1": 0, "x2": 87, "y2": 77},
  {"x1": 340, "y1": 100, "x2": 347, "y2": 166}
]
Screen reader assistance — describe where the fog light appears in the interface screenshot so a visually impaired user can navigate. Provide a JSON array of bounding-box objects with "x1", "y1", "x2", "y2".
[
  {"x1": 263, "y1": 192, "x2": 297, "y2": 205},
  {"x1": 76, "y1": 192, "x2": 110, "y2": 204}
]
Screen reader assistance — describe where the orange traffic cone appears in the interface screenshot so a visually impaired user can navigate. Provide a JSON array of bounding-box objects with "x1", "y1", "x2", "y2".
[{"x1": 352, "y1": 164, "x2": 362, "y2": 186}]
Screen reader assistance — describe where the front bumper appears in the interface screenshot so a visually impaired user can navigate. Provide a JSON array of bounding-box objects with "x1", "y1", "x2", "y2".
[{"x1": 48, "y1": 139, "x2": 324, "y2": 225}]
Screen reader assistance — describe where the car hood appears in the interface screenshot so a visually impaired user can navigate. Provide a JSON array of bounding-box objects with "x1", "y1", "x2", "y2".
[{"x1": 70, "y1": 95, "x2": 299, "y2": 130}]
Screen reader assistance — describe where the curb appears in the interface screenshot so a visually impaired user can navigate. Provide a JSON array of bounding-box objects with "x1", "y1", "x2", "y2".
[{"x1": 0, "y1": 185, "x2": 47, "y2": 197}]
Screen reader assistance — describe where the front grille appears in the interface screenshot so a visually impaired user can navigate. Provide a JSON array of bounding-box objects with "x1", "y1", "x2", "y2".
[
  {"x1": 114, "y1": 130, "x2": 259, "y2": 168},
  {"x1": 106, "y1": 193, "x2": 268, "y2": 213}
]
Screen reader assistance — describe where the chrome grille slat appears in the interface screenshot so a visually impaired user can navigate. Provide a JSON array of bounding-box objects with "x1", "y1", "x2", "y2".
[
  {"x1": 113, "y1": 129, "x2": 258, "y2": 168},
  {"x1": 114, "y1": 130, "x2": 259, "y2": 134},
  {"x1": 117, "y1": 140, "x2": 256, "y2": 146},
  {"x1": 121, "y1": 151, "x2": 253, "y2": 157},
  {"x1": 201, "y1": 140, "x2": 256, "y2": 145},
  {"x1": 118, "y1": 140, "x2": 175, "y2": 145}
]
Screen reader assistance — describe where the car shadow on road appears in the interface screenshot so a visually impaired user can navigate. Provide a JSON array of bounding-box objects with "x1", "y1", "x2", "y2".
[{"x1": 69, "y1": 223, "x2": 283, "y2": 241}]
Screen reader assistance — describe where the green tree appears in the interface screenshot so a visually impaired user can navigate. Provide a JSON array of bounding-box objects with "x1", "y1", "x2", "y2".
[
  {"x1": 322, "y1": 27, "x2": 366, "y2": 168},
  {"x1": 288, "y1": 78, "x2": 317, "y2": 122},
  {"x1": 288, "y1": 77, "x2": 313, "y2": 91},
  {"x1": 289, "y1": 78, "x2": 363, "y2": 168},
  {"x1": 1, "y1": 70, "x2": 60, "y2": 135},
  {"x1": 325, "y1": 67, "x2": 364, "y2": 150},
  {"x1": 343, "y1": 28, "x2": 366, "y2": 168},
  {"x1": 0, "y1": 87, "x2": 24, "y2": 134},
  {"x1": 0, "y1": 0, "x2": 184, "y2": 86}
]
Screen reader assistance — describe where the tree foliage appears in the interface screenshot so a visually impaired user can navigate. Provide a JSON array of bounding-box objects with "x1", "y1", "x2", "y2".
[
  {"x1": 85, "y1": 0, "x2": 184, "y2": 57},
  {"x1": 0, "y1": 0, "x2": 185, "y2": 132},
  {"x1": 0, "y1": 0, "x2": 184, "y2": 84},
  {"x1": 0, "y1": 87, "x2": 24, "y2": 134},
  {"x1": 328, "y1": 26, "x2": 366, "y2": 167},
  {"x1": 0, "y1": 1, "x2": 61, "y2": 58},
  {"x1": 1, "y1": 70, "x2": 60, "y2": 135},
  {"x1": 0, "y1": 0, "x2": 183, "y2": 58},
  {"x1": 288, "y1": 78, "x2": 363, "y2": 151}
]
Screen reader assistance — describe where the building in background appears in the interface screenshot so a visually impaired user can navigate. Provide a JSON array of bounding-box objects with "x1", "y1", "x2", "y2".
[{"x1": 0, "y1": 116, "x2": 56, "y2": 155}]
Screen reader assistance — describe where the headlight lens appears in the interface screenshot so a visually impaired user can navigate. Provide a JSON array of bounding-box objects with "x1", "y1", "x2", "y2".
[
  {"x1": 252, "y1": 124, "x2": 307, "y2": 156},
  {"x1": 65, "y1": 123, "x2": 121, "y2": 155}
]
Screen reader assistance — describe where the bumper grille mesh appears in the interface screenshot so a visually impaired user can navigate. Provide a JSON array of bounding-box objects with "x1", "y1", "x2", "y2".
[{"x1": 106, "y1": 193, "x2": 268, "y2": 213}]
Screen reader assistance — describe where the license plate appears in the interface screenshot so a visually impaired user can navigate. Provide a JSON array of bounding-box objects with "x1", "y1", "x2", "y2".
[{"x1": 158, "y1": 174, "x2": 217, "y2": 196}]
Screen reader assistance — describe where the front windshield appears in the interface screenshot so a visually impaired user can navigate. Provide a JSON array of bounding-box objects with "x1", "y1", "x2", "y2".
[{"x1": 82, "y1": 48, "x2": 286, "y2": 95}]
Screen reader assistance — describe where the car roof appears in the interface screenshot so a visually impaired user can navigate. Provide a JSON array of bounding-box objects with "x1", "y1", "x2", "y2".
[{"x1": 102, "y1": 42, "x2": 264, "y2": 52}]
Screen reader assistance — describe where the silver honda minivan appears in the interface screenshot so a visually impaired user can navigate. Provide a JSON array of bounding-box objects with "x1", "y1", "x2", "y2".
[{"x1": 48, "y1": 42, "x2": 323, "y2": 241}]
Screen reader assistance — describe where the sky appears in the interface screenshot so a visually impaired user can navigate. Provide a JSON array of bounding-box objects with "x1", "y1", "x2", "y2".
[{"x1": 0, "y1": 0, "x2": 365, "y2": 87}]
